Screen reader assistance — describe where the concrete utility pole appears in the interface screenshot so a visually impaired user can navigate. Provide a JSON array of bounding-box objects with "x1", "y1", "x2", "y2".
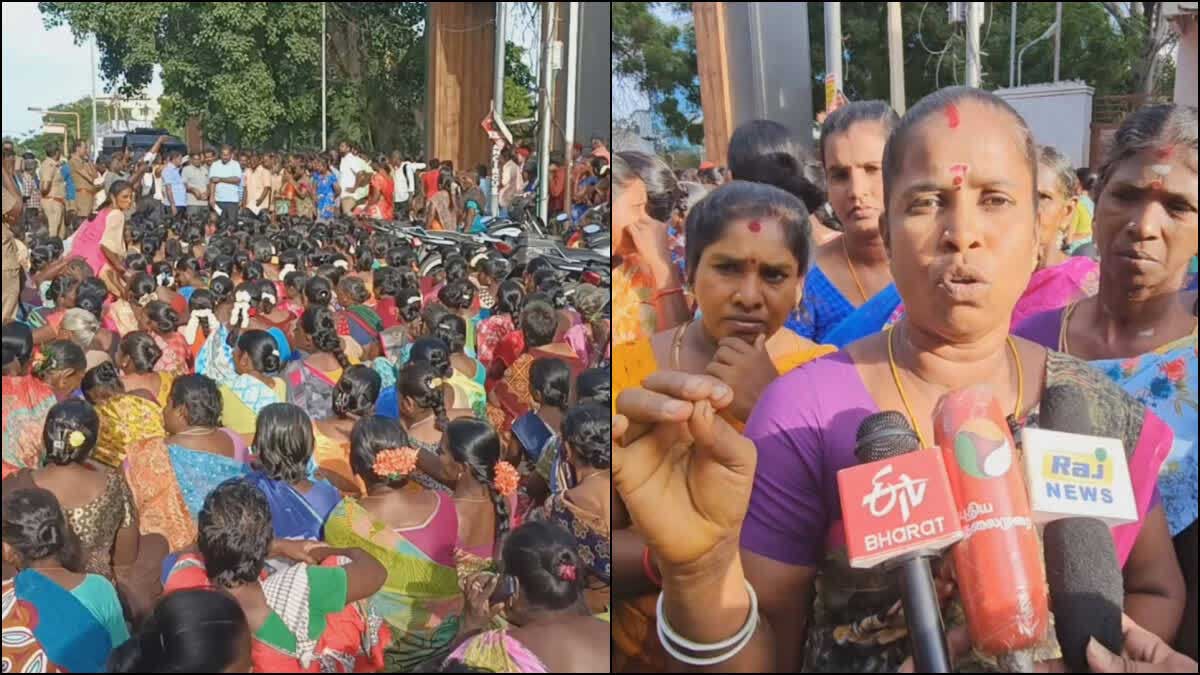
[
  {"x1": 322, "y1": 2, "x2": 327, "y2": 151},
  {"x1": 491, "y1": 2, "x2": 506, "y2": 217},
  {"x1": 823, "y1": 2, "x2": 842, "y2": 100},
  {"x1": 965, "y1": 1, "x2": 983, "y2": 87},
  {"x1": 887, "y1": 2, "x2": 905, "y2": 114},
  {"x1": 562, "y1": 2, "x2": 579, "y2": 221},
  {"x1": 1053, "y1": 1, "x2": 1063, "y2": 82},
  {"x1": 91, "y1": 34, "x2": 98, "y2": 159},
  {"x1": 1010, "y1": 2, "x2": 1017, "y2": 87},
  {"x1": 537, "y1": 2, "x2": 557, "y2": 227}
]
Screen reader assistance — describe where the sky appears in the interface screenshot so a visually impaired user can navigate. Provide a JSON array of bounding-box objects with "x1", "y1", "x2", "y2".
[
  {"x1": 1, "y1": 2, "x2": 164, "y2": 139},
  {"x1": 2, "y1": 2, "x2": 537, "y2": 140},
  {"x1": 613, "y1": 4, "x2": 686, "y2": 119}
]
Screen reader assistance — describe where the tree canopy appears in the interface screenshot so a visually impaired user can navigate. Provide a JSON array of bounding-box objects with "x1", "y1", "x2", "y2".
[{"x1": 37, "y1": 2, "x2": 536, "y2": 154}]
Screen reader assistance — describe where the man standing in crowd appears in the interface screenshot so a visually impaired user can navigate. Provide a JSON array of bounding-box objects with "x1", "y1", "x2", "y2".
[
  {"x1": 208, "y1": 144, "x2": 242, "y2": 229},
  {"x1": 68, "y1": 140, "x2": 97, "y2": 223},
  {"x1": 244, "y1": 152, "x2": 272, "y2": 221},
  {"x1": 338, "y1": 140, "x2": 372, "y2": 215},
  {"x1": 204, "y1": 147, "x2": 217, "y2": 169},
  {"x1": 16, "y1": 153, "x2": 40, "y2": 231},
  {"x1": 162, "y1": 151, "x2": 187, "y2": 219},
  {"x1": 38, "y1": 143, "x2": 67, "y2": 237},
  {"x1": 182, "y1": 150, "x2": 209, "y2": 219},
  {"x1": 477, "y1": 164, "x2": 492, "y2": 215},
  {"x1": 498, "y1": 146, "x2": 522, "y2": 217},
  {"x1": 590, "y1": 136, "x2": 610, "y2": 162},
  {"x1": 2, "y1": 141, "x2": 24, "y2": 323}
]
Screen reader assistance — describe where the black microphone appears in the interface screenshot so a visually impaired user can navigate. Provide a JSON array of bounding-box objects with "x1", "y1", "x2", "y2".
[
  {"x1": 854, "y1": 411, "x2": 953, "y2": 673},
  {"x1": 1038, "y1": 385, "x2": 1125, "y2": 672}
]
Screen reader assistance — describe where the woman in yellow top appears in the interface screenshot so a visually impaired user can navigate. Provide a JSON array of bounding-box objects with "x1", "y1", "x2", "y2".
[{"x1": 612, "y1": 180, "x2": 833, "y2": 672}]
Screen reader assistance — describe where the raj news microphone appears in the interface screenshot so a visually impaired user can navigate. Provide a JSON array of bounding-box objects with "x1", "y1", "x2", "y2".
[{"x1": 837, "y1": 411, "x2": 962, "y2": 672}]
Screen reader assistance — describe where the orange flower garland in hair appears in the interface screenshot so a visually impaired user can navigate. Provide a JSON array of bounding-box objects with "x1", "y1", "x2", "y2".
[
  {"x1": 493, "y1": 461, "x2": 520, "y2": 497},
  {"x1": 373, "y1": 447, "x2": 420, "y2": 480}
]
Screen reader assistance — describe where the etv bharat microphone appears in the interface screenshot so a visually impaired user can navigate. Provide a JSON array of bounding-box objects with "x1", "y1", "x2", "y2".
[
  {"x1": 933, "y1": 385, "x2": 1049, "y2": 672},
  {"x1": 837, "y1": 411, "x2": 962, "y2": 672}
]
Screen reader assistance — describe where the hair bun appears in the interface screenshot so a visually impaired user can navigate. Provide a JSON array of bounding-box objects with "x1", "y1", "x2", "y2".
[{"x1": 36, "y1": 521, "x2": 59, "y2": 547}]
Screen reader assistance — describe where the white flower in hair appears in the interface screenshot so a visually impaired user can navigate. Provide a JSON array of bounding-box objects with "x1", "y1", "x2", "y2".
[{"x1": 333, "y1": 260, "x2": 349, "y2": 270}]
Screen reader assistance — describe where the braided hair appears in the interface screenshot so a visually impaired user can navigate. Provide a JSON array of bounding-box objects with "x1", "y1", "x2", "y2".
[
  {"x1": 400, "y1": 360, "x2": 449, "y2": 431},
  {"x1": 446, "y1": 418, "x2": 511, "y2": 554},
  {"x1": 42, "y1": 399, "x2": 100, "y2": 465},
  {"x1": 300, "y1": 305, "x2": 351, "y2": 368}
]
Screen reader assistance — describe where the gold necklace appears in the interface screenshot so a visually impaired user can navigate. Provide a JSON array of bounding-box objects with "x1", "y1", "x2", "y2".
[
  {"x1": 842, "y1": 235, "x2": 869, "y2": 303},
  {"x1": 886, "y1": 325, "x2": 1024, "y2": 448},
  {"x1": 670, "y1": 319, "x2": 692, "y2": 370}
]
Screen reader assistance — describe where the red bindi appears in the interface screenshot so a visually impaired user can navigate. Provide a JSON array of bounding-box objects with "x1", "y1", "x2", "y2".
[
  {"x1": 747, "y1": 220, "x2": 762, "y2": 233},
  {"x1": 1155, "y1": 145, "x2": 1174, "y2": 160},
  {"x1": 944, "y1": 103, "x2": 960, "y2": 129},
  {"x1": 1150, "y1": 179, "x2": 1163, "y2": 190}
]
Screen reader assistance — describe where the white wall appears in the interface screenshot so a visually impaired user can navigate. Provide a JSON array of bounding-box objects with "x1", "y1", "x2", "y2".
[
  {"x1": 1174, "y1": 13, "x2": 1198, "y2": 107},
  {"x1": 995, "y1": 81, "x2": 1095, "y2": 169}
]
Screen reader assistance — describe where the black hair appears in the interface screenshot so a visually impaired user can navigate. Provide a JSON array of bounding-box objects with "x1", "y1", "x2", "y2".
[
  {"x1": 613, "y1": 151, "x2": 681, "y2": 222},
  {"x1": 188, "y1": 289, "x2": 216, "y2": 336},
  {"x1": 81, "y1": 362, "x2": 124, "y2": 404},
  {"x1": 338, "y1": 275, "x2": 371, "y2": 305},
  {"x1": 209, "y1": 254, "x2": 235, "y2": 278},
  {"x1": 151, "y1": 260, "x2": 175, "y2": 289},
  {"x1": 882, "y1": 86, "x2": 1036, "y2": 214},
  {"x1": 304, "y1": 274, "x2": 335, "y2": 306},
  {"x1": 120, "y1": 331, "x2": 164, "y2": 373},
  {"x1": 333, "y1": 365, "x2": 382, "y2": 418},
  {"x1": 531, "y1": 358, "x2": 571, "y2": 412},
  {"x1": 446, "y1": 418, "x2": 511, "y2": 551},
  {"x1": 727, "y1": 119, "x2": 827, "y2": 212},
  {"x1": 564, "y1": 401, "x2": 610, "y2": 469},
  {"x1": 397, "y1": 288, "x2": 423, "y2": 322},
  {"x1": 29, "y1": 238, "x2": 64, "y2": 276},
  {"x1": 444, "y1": 255, "x2": 469, "y2": 282},
  {"x1": 284, "y1": 271, "x2": 308, "y2": 297},
  {"x1": 349, "y1": 415, "x2": 411, "y2": 488},
  {"x1": 236, "y1": 330, "x2": 283, "y2": 375},
  {"x1": 170, "y1": 374, "x2": 223, "y2": 428},
  {"x1": 41, "y1": 399, "x2": 100, "y2": 465},
  {"x1": 300, "y1": 305, "x2": 351, "y2": 368},
  {"x1": 125, "y1": 252, "x2": 150, "y2": 275},
  {"x1": 128, "y1": 271, "x2": 157, "y2": 304},
  {"x1": 519, "y1": 299, "x2": 559, "y2": 348},
  {"x1": 33, "y1": 339, "x2": 86, "y2": 381},
  {"x1": 144, "y1": 300, "x2": 180, "y2": 334},
  {"x1": 575, "y1": 367, "x2": 611, "y2": 406},
  {"x1": 197, "y1": 478, "x2": 273, "y2": 587},
  {"x1": 252, "y1": 403, "x2": 314, "y2": 483},
  {"x1": 433, "y1": 314, "x2": 468, "y2": 354},
  {"x1": 254, "y1": 279, "x2": 278, "y2": 314},
  {"x1": 107, "y1": 589, "x2": 250, "y2": 674},
  {"x1": 525, "y1": 257, "x2": 553, "y2": 278},
  {"x1": 1075, "y1": 167, "x2": 1098, "y2": 193},
  {"x1": 400, "y1": 360, "x2": 449, "y2": 430},
  {"x1": 683, "y1": 181, "x2": 812, "y2": 282},
  {"x1": 240, "y1": 260, "x2": 265, "y2": 283},
  {"x1": 1, "y1": 487, "x2": 82, "y2": 570},
  {"x1": 501, "y1": 520, "x2": 584, "y2": 611},
  {"x1": 421, "y1": 303, "x2": 451, "y2": 337},
  {"x1": 409, "y1": 336, "x2": 454, "y2": 379},
  {"x1": 74, "y1": 277, "x2": 110, "y2": 319},
  {"x1": 209, "y1": 275, "x2": 235, "y2": 305},
  {"x1": 437, "y1": 278, "x2": 476, "y2": 311},
  {"x1": 1097, "y1": 103, "x2": 1197, "y2": 193},
  {"x1": 2, "y1": 322, "x2": 34, "y2": 369},
  {"x1": 45, "y1": 274, "x2": 81, "y2": 308},
  {"x1": 496, "y1": 280, "x2": 525, "y2": 316},
  {"x1": 819, "y1": 100, "x2": 901, "y2": 168}
]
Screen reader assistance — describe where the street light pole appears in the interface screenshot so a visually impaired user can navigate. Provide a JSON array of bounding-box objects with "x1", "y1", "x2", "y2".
[
  {"x1": 562, "y1": 2, "x2": 579, "y2": 220},
  {"x1": 491, "y1": 2, "x2": 506, "y2": 217},
  {"x1": 29, "y1": 108, "x2": 81, "y2": 142},
  {"x1": 91, "y1": 34, "x2": 98, "y2": 159},
  {"x1": 537, "y1": 2, "x2": 556, "y2": 227}
]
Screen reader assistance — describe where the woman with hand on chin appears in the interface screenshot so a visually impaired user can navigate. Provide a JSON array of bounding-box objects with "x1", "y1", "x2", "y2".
[
  {"x1": 1016, "y1": 104, "x2": 1197, "y2": 660},
  {"x1": 612, "y1": 180, "x2": 831, "y2": 672},
  {"x1": 615, "y1": 87, "x2": 1184, "y2": 673}
]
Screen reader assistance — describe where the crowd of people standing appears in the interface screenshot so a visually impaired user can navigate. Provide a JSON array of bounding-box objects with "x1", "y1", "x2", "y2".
[{"x1": 0, "y1": 129, "x2": 613, "y2": 672}]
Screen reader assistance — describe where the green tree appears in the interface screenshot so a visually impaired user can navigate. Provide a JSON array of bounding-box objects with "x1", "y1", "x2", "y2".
[
  {"x1": 504, "y1": 41, "x2": 537, "y2": 122},
  {"x1": 14, "y1": 96, "x2": 101, "y2": 159},
  {"x1": 612, "y1": 2, "x2": 701, "y2": 144}
]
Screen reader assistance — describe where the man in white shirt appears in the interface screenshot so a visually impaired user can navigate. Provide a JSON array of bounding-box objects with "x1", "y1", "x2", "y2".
[
  {"x1": 338, "y1": 141, "x2": 372, "y2": 216},
  {"x1": 208, "y1": 144, "x2": 242, "y2": 229},
  {"x1": 391, "y1": 151, "x2": 425, "y2": 220},
  {"x1": 498, "y1": 146, "x2": 523, "y2": 217}
]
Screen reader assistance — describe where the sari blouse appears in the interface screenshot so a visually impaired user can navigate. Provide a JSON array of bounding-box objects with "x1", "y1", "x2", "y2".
[
  {"x1": 94, "y1": 393, "x2": 167, "y2": 468},
  {"x1": 529, "y1": 491, "x2": 610, "y2": 612},
  {"x1": 2, "y1": 571, "x2": 113, "y2": 674},
  {"x1": 244, "y1": 469, "x2": 341, "y2": 540},
  {"x1": 476, "y1": 314, "x2": 517, "y2": 369},
  {"x1": 2, "y1": 375, "x2": 57, "y2": 475},
  {"x1": 785, "y1": 265, "x2": 899, "y2": 346}
]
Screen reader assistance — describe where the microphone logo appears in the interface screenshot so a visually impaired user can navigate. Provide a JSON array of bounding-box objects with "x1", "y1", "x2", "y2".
[{"x1": 862, "y1": 464, "x2": 928, "y2": 522}]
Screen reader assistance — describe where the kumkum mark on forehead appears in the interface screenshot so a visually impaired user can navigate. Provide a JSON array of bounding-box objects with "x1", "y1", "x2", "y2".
[
  {"x1": 950, "y1": 163, "x2": 969, "y2": 188},
  {"x1": 747, "y1": 220, "x2": 762, "y2": 233},
  {"x1": 944, "y1": 103, "x2": 961, "y2": 129}
]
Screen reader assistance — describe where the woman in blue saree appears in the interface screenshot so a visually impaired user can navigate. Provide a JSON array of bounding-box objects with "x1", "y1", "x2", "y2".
[
  {"x1": 783, "y1": 101, "x2": 902, "y2": 346},
  {"x1": 243, "y1": 402, "x2": 341, "y2": 540}
]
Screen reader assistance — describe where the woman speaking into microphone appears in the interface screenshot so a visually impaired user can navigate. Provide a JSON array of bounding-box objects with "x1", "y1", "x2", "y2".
[{"x1": 614, "y1": 87, "x2": 1185, "y2": 673}]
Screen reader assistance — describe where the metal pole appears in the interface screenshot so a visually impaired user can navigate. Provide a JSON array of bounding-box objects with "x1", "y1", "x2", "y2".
[
  {"x1": 886, "y1": 2, "x2": 905, "y2": 114},
  {"x1": 562, "y1": 2, "x2": 579, "y2": 222},
  {"x1": 965, "y1": 2, "x2": 982, "y2": 87},
  {"x1": 321, "y1": 1, "x2": 327, "y2": 151},
  {"x1": 1053, "y1": 1, "x2": 1062, "y2": 82},
  {"x1": 537, "y1": 2, "x2": 556, "y2": 227},
  {"x1": 91, "y1": 34, "x2": 98, "y2": 159},
  {"x1": 823, "y1": 2, "x2": 843, "y2": 100},
  {"x1": 491, "y1": 2, "x2": 506, "y2": 216},
  {"x1": 1009, "y1": 2, "x2": 1017, "y2": 87}
]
